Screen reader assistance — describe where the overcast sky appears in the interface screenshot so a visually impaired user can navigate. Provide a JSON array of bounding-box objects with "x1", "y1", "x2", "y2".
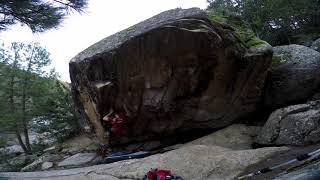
[{"x1": 0, "y1": 0, "x2": 208, "y2": 82}]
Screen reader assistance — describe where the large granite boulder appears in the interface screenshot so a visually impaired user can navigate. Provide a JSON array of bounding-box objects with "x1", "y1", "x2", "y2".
[
  {"x1": 256, "y1": 100, "x2": 320, "y2": 146},
  {"x1": 69, "y1": 8, "x2": 272, "y2": 145},
  {"x1": 264, "y1": 45, "x2": 320, "y2": 108},
  {"x1": 0, "y1": 145, "x2": 287, "y2": 180}
]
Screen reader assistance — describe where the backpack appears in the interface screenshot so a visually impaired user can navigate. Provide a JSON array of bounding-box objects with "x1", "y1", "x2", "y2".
[{"x1": 143, "y1": 169, "x2": 183, "y2": 180}]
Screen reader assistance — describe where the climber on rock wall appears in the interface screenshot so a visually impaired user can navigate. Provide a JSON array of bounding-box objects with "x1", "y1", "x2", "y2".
[{"x1": 102, "y1": 105, "x2": 130, "y2": 137}]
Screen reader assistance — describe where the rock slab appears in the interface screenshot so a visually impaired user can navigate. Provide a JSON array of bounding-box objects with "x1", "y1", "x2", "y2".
[
  {"x1": 186, "y1": 124, "x2": 260, "y2": 150},
  {"x1": 274, "y1": 160, "x2": 320, "y2": 180},
  {"x1": 0, "y1": 145, "x2": 287, "y2": 180},
  {"x1": 58, "y1": 153, "x2": 96, "y2": 167}
]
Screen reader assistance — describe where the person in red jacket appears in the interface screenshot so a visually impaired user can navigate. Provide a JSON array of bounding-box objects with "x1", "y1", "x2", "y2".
[
  {"x1": 110, "y1": 113, "x2": 126, "y2": 136},
  {"x1": 103, "y1": 106, "x2": 129, "y2": 137}
]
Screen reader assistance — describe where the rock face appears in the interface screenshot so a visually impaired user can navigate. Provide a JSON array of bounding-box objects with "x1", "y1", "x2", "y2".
[
  {"x1": 21, "y1": 154, "x2": 63, "y2": 172},
  {"x1": 311, "y1": 38, "x2": 320, "y2": 52},
  {"x1": 60, "y1": 135, "x2": 96, "y2": 154},
  {"x1": 0, "y1": 145, "x2": 287, "y2": 180},
  {"x1": 69, "y1": 8, "x2": 272, "y2": 145},
  {"x1": 186, "y1": 124, "x2": 261, "y2": 150},
  {"x1": 256, "y1": 100, "x2": 320, "y2": 145},
  {"x1": 264, "y1": 45, "x2": 320, "y2": 108},
  {"x1": 2, "y1": 145, "x2": 23, "y2": 153},
  {"x1": 58, "y1": 153, "x2": 96, "y2": 167},
  {"x1": 41, "y1": 162, "x2": 53, "y2": 171}
]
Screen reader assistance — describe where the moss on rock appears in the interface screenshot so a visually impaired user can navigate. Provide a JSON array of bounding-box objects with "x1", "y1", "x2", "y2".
[
  {"x1": 207, "y1": 11, "x2": 265, "y2": 48},
  {"x1": 246, "y1": 37, "x2": 265, "y2": 48},
  {"x1": 271, "y1": 55, "x2": 282, "y2": 67}
]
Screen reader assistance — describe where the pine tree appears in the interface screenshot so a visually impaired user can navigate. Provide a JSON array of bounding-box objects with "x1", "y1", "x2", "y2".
[
  {"x1": 0, "y1": 42, "x2": 51, "y2": 154},
  {"x1": 0, "y1": 0, "x2": 87, "y2": 32},
  {"x1": 0, "y1": 42, "x2": 78, "y2": 154},
  {"x1": 207, "y1": 0, "x2": 320, "y2": 45},
  {"x1": 32, "y1": 79, "x2": 78, "y2": 143}
]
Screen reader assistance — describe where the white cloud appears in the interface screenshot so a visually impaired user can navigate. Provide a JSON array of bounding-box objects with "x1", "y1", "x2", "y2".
[{"x1": 0, "y1": 0, "x2": 208, "y2": 82}]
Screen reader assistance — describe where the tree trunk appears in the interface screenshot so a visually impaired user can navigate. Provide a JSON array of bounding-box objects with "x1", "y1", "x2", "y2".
[
  {"x1": 20, "y1": 46, "x2": 36, "y2": 153},
  {"x1": 14, "y1": 129, "x2": 29, "y2": 154},
  {"x1": 21, "y1": 86, "x2": 32, "y2": 153},
  {"x1": 8, "y1": 63, "x2": 30, "y2": 154}
]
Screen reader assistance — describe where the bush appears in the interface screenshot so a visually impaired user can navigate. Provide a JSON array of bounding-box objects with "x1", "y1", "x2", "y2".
[
  {"x1": 32, "y1": 81, "x2": 78, "y2": 143},
  {"x1": 0, "y1": 138, "x2": 7, "y2": 148}
]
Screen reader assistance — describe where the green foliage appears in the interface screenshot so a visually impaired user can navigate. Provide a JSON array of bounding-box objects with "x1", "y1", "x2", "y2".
[
  {"x1": 207, "y1": 11, "x2": 248, "y2": 31},
  {"x1": 0, "y1": 42, "x2": 51, "y2": 128},
  {"x1": 207, "y1": 0, "x2": 320, "y2": 45},
  {"x1": 0, "y1": 42, "x2": 54, "y2": 154},
  {"x1": 0, "y1": 152, "x2": 36, "y2": 172},
  {"x1": 31, "y1": 140, "x2": 48, "y2": 155},
  {"x1": 0, "y1": 150, "x2": 17, "y2": 171},
  {"x1": 0, "y1": 42, "x2": 77, "y2": 154},
  {"x1": 245, "y1": 37, "x2": 265, "y2": 48},
  {"x1": 0, "y1": 138, "x2": 7, "y2": 148},
  {"x1": 0, "y1": 0, "x2": 87, "y2": 32},
  {"x1": 207, "y1": 0, "x2": 242, "y2": 13},
  {"x1": 32, "y1": 81, "x2": 77, "y2": 143}
]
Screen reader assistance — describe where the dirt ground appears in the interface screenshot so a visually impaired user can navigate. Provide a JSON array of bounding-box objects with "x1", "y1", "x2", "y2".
[{"x1": 238, "y1": 143, "x2": 320, "y2": 180}]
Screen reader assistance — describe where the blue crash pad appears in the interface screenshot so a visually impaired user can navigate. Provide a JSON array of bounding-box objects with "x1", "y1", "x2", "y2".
[{"x1": 99, "y1": 151, "x2": 151, "y2": 164}]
